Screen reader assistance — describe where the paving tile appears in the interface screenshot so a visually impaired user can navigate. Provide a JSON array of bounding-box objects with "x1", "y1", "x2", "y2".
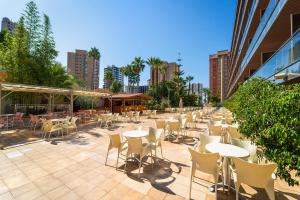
[
  {"x1": 83, "y1": 187, "x2": 106, "y2": 200},
  {"x1": 33, "y1": 175, "x2": 63, "y2": 193},
  {"x1": 0, "y1": 192, "x2": 15, "y2": 200},
  {"x1": 0, "y1": 180, "x2": 8, "y2": 195},
  {"x1": 5, "y1": 151, "x2": 24, "y2": 159},
  {"x1": 45, "y1": 185, "x2": 71, "y2": 200},
  {"x1": 72, "y1": 180, "x2": 96, "y2": 197},
  {"x1": 56, "y1": 191, "x2": 79, "y2": 200},
  {"x1": 3, "y1": 174, "x2": 30, "y2": 189}
]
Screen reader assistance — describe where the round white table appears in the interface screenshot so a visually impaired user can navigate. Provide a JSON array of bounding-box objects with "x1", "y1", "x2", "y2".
[
  {"x1": 166, "y1": 119, "x2": 178, "y2": 123},
  {"x1": 205, "y1": 143, "x2": 249, "y2": 192},
  {"x1": 205, "y1": 143, "x2": 249, "y2": 158},
  {"x1": 122, "y1": 130, "x2": 148, "y2": 138},
  {"x1": 50, "y1": 118, "x2": 67, "y2": 124}
]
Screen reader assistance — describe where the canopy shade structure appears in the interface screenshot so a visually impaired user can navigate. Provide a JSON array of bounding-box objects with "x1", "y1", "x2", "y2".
[
  {"x1": 103, "y1": 93, "x2": 152, "y2": 113},
  {"x1": 0, "y1": 82, "x2": 112, "y2": 115},
  {"x1": 105, "y1": 93, "x2": 152, "y2": 101}
]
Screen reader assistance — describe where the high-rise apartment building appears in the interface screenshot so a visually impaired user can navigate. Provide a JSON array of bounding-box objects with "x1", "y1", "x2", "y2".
[
  {"x1": 150, "y1": 62, "x2": 179, "y2": 85},
  {"x1": 191, "y1": 83, "x2": 203, "y2": 96},
  {"x1": 67, "y1": 49, "x2": 100, "y2": 90},
  {"x1": 227, "y1": 0, "x2": 300, "y2": 98},
  {"x1": 125, "y1": 85, "x2": 149, "y2": 94},
  {"x1": 1, "y1": 17, "x2": 16, "y2": 33},
  {"x1": 103, "y1": 65, "x2": 124, "y2": 89},
  {"x1": 209, "y1": 50, "x2": 230, "y2": 101}
]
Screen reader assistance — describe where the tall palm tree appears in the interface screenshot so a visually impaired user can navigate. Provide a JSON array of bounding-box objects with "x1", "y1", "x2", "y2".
[
  {"x1": 186, "y1": 75, "x2": 194, "y2": 95},
  {"x1": 159, "y1": 64, "x2": 167, "y2": 81},
  {"x1": 131, "y1": 57, "x2": 145, "y2": 87},
  {"x1": 88, "y1": 47, "x2": 101, "y2": 90},
  {"x1": 104, "y1": 69, "x2": 113, "y2": 89},
  {"x1": 202, "y1": 88, "x2": 210, "y2": 104},
  {"x1": 121, "y1": 65, "x2": 134, "y2": 93},
  {"x1": 146, "y1": 57, "x2": 163, "y2": 85}
]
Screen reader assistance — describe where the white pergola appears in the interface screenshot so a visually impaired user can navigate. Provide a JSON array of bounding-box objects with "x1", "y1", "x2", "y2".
[{"x1": 0, "y1": 82, "x2": 111, "y2": 116}]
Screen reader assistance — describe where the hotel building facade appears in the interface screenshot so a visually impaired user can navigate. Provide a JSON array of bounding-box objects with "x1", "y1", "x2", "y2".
[
  {"x1": 209, "y1": 50, "x2": 230, "y2": 101},
  {"x1": 103, "y1": 65, "x2": 124, "y2": 90},
  {"x1": 150, "y1": 62, "x2": 179, "y2": 86},
  {"x1": 227, "y1": 0, "x2": 300, "y2": 98},
  {"x1": 1, "y1": 17, "x2": 16, "y2": 33},
  {"x1": 67, "y1": 49, "x2": 100, "y2": 90}
]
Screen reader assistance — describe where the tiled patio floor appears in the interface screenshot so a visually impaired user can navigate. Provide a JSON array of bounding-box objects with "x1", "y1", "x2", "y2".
[{"x1": 0, "y1": 113, "x2": 299, "y2": 200}]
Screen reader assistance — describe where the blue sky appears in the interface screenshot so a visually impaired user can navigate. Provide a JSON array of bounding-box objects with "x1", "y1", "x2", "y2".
[{"x1": 1, "y1": 0, "x2": 235, "y2": 88}]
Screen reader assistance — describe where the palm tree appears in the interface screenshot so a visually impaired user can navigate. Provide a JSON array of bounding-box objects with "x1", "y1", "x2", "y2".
[
  {"x1": 203, "y1": 88, "x2": 210, "y2": 104},
  {"x1": 121, "y1": 65, "x2": 134, "y2": 93},
  {"x1": 110, "y1": 80, "x2": 123, "y2": 93},
  {"x1": 159, "y1": 64, "x2": 167, "y2": 81},
  {"x1": 88, "y1": 47, "x2": 101, "y2": 90},
  {"x1": 146, "y1": 57, "x2": 163, "y2": 85},
  {"x1": 131, "y1": 57, "x2": 145, "y2": 87},
  {"x1": 186, "y1": 75, "x2": 194, "y2": 95},
  {"x1": 104, "y1": 69, "x2": 113, "y2": 89}
]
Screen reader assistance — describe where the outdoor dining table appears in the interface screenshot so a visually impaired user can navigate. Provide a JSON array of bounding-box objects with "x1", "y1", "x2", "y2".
[
  {"x1": 205, "y1": 142, "x2": 249, "y2": 192},
  {"x1": 165, "y1": 118, "x2": 179, "y2": 123},
  {"x1": 122, "y1": 130, "x2": 148, "y2": 138},
  {"x1": 50, "y1": 118, "x2": 67, "y2": 124}
]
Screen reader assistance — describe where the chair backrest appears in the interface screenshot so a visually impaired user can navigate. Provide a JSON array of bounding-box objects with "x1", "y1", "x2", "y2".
[
  {"x1": 135, "y1": 111, "x2": 140, "y2": 117},
  {"x1": 108, "y1": 134, "x2": 122, "y2": 148},
  {"x1": 15, "y1": 112, "x2": 23, "y2": 120},
  {"x1": 231, "y1": 139, "x2": 258, "y2": 163},
  {"x1": 147, "y1": 127, "x2": 163, "y2": 143},
  {"x1": 180, "y1": 117, "x2": 187, "y2": 129},
  {"x1": 188, "y1": 148, "x2": 219, "y2": 175},
  {"x1": 225, "y1": 117, "x2": 234, "y2": 125},
  {"x1": 155, "y1": 120, "x2": 166, "y2": 129},
  {"x1": 134, "y1": 126, "x2": 143, "y2": 131},
  {"x1": 127, "y1": 138, "x2": 143, "y2": 155},
  {"x1": 152, "y1": 110, "x2": 157, "y2": 115},
  {"x1": 65, "y1": 116, "x2": 71, "y2": 122},
  {"x1": 208, "y1": 125, "x2": 222, "y2": 136},
  {"x1": 70, "y1": 117, "x2": 78, "y2": 126},
  {"x1": 198, "y1": 134, "x2": 221, "y2": 153},
  {"x1": 228, "y1": 126, "x2": 241, "y2": 139},
  {"x1": 168, "y1": 121, "x2": 180, "y2": 132},
  {"x1": 232, "y1": 157, "x2": 276, "y2": 188}
]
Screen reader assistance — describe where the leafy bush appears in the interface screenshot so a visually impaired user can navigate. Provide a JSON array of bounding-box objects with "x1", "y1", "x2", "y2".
[
  {"x1": 160, "y1": 98, "x2": 170, "y2": 110},
  {"x1": 223, "y1": 78, "x2": 300, "y2": 186}
]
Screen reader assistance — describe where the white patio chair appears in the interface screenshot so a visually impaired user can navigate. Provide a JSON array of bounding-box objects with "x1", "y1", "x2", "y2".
[
  {"x1": 188, "y1": 148, "x2": 221, "y2": 200},
  {"x1": 231, "y1": 157, "x2": 277, "y2": 200}
]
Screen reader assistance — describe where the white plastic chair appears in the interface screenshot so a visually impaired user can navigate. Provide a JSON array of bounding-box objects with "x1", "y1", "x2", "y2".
[
  {"x1": 105, "y1": 134, "x2": 127, "y2": 169},
  {"x1": 147, "y1": 127, "x2": 163, "y2": 160},
  {"x1": 196, "y1": 134, "x2": 221, "y2": 153},
  {"x1": 188, "y1": 148, "x2": 221, "y2": 200},
  {"x1": 231, "y1": 157, "x2": 277, "y2": 200},
  {"x1": 124, "y1": 138, "x2": 152, "y2": 178}
]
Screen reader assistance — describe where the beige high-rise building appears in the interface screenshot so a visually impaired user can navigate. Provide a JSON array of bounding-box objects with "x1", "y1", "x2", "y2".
[
  {"x1": 150, "y1": 62, "x2": 179, "y2": 85},
  {"x1": 67, "y1": 49, "x2": 100, "y2": 90}
]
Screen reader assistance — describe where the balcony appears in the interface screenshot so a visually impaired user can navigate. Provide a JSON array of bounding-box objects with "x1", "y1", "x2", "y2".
[
  {"x1": 252, "y1": 29, "x2": 300, "y2": 82},
  {"x1": 240, "y1": 0, "x2": 287, "y2": 70}
]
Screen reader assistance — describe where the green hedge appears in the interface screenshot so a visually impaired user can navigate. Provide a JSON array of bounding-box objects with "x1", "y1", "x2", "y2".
[{"x1": 223, "y1": 78, "x2": 300, "y2": 186}]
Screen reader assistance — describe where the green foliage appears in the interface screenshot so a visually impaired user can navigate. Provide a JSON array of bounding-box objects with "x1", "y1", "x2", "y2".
[
  {"x1": 223, "y1": 78, "x2": 300, "y2": 186},
  {"x1": 104, "y1": 68, "x2": 113, "y2": 88},
  {"x1": 0, "y1": 1, "x2": 86, "y2": 90},
  {"x1": 210, "y1": 94, "x2": 220, "y2": 107},
  {"x1": 88, "y1": 47, "x2": 101, "y2": 60},
  {"x1": 185, "y1": 75, "x2": 193, "y2": 95},
  {"x1": 110, "y1": 80, "x2": 123, "y2": 93}
]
